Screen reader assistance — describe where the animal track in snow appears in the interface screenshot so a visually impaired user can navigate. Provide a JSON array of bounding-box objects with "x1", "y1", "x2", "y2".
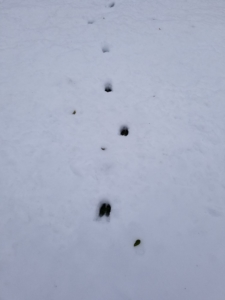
[
  {"x1": 120, "y1": 126, "x2": 129, "y2": 136},
  {"x1": 105, "y1": 82, "x2": 112, "y2": 92},
  {"x1": 109, "y1": 2, "x2": 115, "y2": 8},
  {"x1": 99, "y1": 202, "x2": 111, "y2": 217},
  {"x1": 88, "y1": 20, "x2": 94, "y2": 24},
  {"x1": 134, "y1": 239, "x2": 141, "y2": 247}
]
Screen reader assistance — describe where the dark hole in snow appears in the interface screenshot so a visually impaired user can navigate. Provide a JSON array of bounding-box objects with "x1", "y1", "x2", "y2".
[
  {"x1": 72, "y1": 110, "x2": 76, "y2": 114},
  {"x1": 105, "y1": 204, "x2": 111, "y2": 217},
  {"x1": 101, "y1": 147, "x2": 106, "y2": 151},
  {"x1": 134, "y1": 239, "x2": 141, "y2": 247},
  {"x1": 105, "y1": 83, "x2": 112, "y2": 92},
  {"x1": 99, "y1": 203, "x2": 111, "y2": 217},
  {"x1": 99, "y1": 203, "x2": 106, "y2": 217},
  {"x1": 109, "y1": 2, "x2": 115, "y2": 8},
  {"x1": 88, "y1": 20, "x2": 94, "y2": 24},
  {"x1": 120, "y1": 126, "x2": 129, "y2": 136}
]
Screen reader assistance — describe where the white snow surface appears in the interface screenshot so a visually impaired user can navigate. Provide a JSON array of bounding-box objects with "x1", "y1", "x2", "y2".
[{"x1": 0, "y1": 0, "x2": 225, "y2": 299}]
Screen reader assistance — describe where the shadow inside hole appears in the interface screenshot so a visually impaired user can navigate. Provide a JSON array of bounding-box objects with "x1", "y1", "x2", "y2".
[
  {"x1": 99, "y1": 202, "x2": 111, "y2": 217},
  {"x1": 120, "y1": 126, "x2": 129, "y2": 136},
  {"x1": 88, "y1": 20, "x2": 94, "y2": 24},
  {"x1": 105, "y1": 83, "x2": 112, "y2": 92},
  {"x1": 109, "y1": 2, "x2": 115, "y2": 7},
  {"x1": 102, "y1": 46, "x2": 109, "y2": 53},
  {"x1": 134, "y1": 239, "x2": 141, "y2": 247}
]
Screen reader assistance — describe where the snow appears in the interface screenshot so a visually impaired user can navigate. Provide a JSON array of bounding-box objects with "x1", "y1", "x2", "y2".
[{"x1": 0, "y1": 0, "x2": 225, "y2": 299}]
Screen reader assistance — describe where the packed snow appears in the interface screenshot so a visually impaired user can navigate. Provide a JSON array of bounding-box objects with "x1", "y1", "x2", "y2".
[{"x1": 0, "y1": 0, "x2": 225, "y2": 299}]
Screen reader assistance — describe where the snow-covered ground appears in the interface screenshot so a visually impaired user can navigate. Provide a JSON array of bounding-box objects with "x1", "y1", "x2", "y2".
[{"x1": 0, "y1": 0, "x2": 225, "y2": 299}]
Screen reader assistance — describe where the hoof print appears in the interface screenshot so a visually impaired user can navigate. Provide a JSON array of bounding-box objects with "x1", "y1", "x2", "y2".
[
  {"x1": 99, "y1": 203, "x2": 111, "y2": 217},
  {"x1": 120, "y1": 126, "x2": 129, "y2": 136}
]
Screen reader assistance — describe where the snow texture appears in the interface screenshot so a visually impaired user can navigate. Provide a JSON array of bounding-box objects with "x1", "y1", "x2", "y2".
[{"x1": 0, "y1": 0, "x2": 225, "y2": 299}]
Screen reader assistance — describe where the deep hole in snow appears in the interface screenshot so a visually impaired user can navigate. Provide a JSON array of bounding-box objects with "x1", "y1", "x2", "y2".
[
  {"x1": 101, "y1": 147, "x2": 106, "y2": 150},
  {"x1": 105, "y1": 83, "x2": 112, "y2": 92},
  {"x1": 99, "y1": 203, "x2": 111, "y2": 217},
  {"x1": 120, "y1": 126, "x2": 129, "y2": 136},
  {"x1": 105, "y1": 204, "x2": 111, "y2": 216},
  {"x1": 109, "y1": 2, "x2": 115, "y2": 8},
  {"x1": 72, "y1": 110, "x2": 76, "y2": 114},
  {"x1": 134, "y1": 239, "x2": 141, "y2": 247}
]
